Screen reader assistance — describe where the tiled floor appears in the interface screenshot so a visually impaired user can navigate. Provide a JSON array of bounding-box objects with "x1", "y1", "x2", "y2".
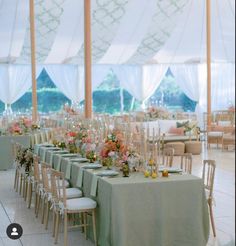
[{"x1": 0, "y1": 143, "x2": 235, "y2": 246}]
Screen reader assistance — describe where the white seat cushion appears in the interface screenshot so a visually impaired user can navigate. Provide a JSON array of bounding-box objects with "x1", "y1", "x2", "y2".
[
  {"x1": 208, "y1": 131, "x2": 223, "y2": 137},
  {"x1": 66, "y1": 188, "x2": 82, "y2": 199},
  {"x1": 66, "y1": 197, "x2": 97, "y2": 211}
]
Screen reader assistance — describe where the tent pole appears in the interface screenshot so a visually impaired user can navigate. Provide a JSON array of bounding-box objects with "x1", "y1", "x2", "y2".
[
  {"x1": 206, "y1": 0, "x2": 212, "y2": 127},
  {"x1": 29, "y1": 0, "x2": 37, "y2": 123},
  {"x1": 84, "y1": 0, "x2": 92, "y2": 119}
]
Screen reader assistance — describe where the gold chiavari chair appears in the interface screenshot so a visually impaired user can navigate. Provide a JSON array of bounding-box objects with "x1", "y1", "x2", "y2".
[
  {"x1": 202, "y1": 160, "x2": 216, "y2": 237},
  {"x1": 50, "y1": 170, "x2": 97, "y2": 246},
  {"x1": 162, "y1": 147, "x2": 174, "y2": 167},
  {"x1": 180, "y1": 153, "x2": 192, "y2": 174},
  {"x1": 41, "y1": 163, "x2": 82, "y2": 230}
]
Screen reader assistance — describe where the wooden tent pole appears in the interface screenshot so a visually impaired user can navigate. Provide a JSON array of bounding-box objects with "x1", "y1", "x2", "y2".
[
  {"x1": 84, "y1": 0, "x2": 92, "y2": 118},
  {"x1": 29, "y1": 0, "x2": 37, "y2": 123},
  {"x1": 206, "y1": 0, "x2": 212, "y2": 127}
]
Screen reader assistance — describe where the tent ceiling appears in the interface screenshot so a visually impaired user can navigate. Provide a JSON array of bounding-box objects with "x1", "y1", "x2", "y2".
[{"x1": 0, "y1": 0, "x2": 235, "y2": 65}]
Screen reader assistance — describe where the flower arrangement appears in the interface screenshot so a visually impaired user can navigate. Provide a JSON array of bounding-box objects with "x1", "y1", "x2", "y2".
[
  {"x1": 16, "y1": 147, "x2": 33, "y2": 174},
  {"x1": 8, "y1": 117, "x2": 36, "y2": 135},
  {"x1": 86, "y1": 150, "x2": 97, "y2": 163},
  {"x1": 9, "y1": 123, "x2": 23, "y2": 135},
  {"x1": 100, "y1": 131, "x2": 127, "y2": 168},
  {"x1": 146, "y1": 106, "x2": 170, "y2": 120}
]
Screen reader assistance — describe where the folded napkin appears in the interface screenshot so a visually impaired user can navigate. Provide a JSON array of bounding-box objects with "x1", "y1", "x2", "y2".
[
  {"x1": 41, "y1": 148, "x2": 47, "y2": 162},
  {"x1": 55, "y1": 155, "x2": 62, "y2": 171},
  {"x1": 49, "y1": 153, "x2": 54, "y2": 165},
  {"x1": 65, "y1": 161, "x2": 71, "y2": 180},
  {"x1": 76, "y1": 168, "x2": 84, "y2": 188},
  {"x1": 90, "y1": 175, "x2": 99, "y2": 197}
]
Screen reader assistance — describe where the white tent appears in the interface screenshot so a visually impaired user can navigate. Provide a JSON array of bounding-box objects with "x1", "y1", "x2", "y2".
[{"x1": 0, "y1": 0, "x2": 235, "y2": 112}]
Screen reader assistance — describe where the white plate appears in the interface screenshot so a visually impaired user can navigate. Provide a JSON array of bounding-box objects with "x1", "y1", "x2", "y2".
[
  {"x1": 96, "y1": 170, "x2": 119, "y2": 177},
  {"x1": 61, "y1": 154, "x2": 78, "y2": 157},
  {"x1": 70, "y1": 158, "x2": 88, "y2": 163},
  {"x1": 158, "y1": 166, "x2": 182, "y2": 173},
  {"x1": 54, "y1": 150, "x2": 69, "y2": 154},
  {"x1": 83, "y1": 164, "x2": 103, "y2": 169}
]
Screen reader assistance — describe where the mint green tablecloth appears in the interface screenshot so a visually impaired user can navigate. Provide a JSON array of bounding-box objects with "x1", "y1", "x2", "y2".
[
  {"x1": 36, "y1": 146, "x2": 210, "y2": 246},
  {"x1": 75, "y1": 167, "x2": 210, "y2": 246},
  {"x1": 0, "y1": 135, "x2": 31, "y2": 170}
]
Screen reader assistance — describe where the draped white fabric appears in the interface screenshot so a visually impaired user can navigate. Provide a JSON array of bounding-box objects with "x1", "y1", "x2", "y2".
[
  {"x1": 142, "y1": 65, "x2": 169, "y2": 102},
  {"x1": 2, "y1": 0, "x2": 234, "y2": 64},
  {"x1": 113, "y1": 66, "x2": 142, "y2": 101},
  {"x1": 197, "y1": 63, "x2": 235, "y2": 126},
  {"x1": 170, "y1": 64, "x2": 199, "y2": 102},
  {"x1": 154, "y1": 0, "x2": 235, "y2": 63},
  {"x1": 45, "y1": 65, "x2": 80, "y2": 102},
  {"x1": 45, "y1": 65, "x2": 110, "y2": 102},
  {"x1": 45, "y1": 0, "x2": 84, "y2": 64},
  {"x1": 0, "y1": 65, "x2": 43, "y2": 104},
  {"x1": 99, "y1": 0, "x2": 157, "y2": 64},
  {"x1": 0, "y1": 0, "x2": 28, "y2": 63},
  {"x1": 211, "y1": 63, "x2": 235, "y2": 110}
]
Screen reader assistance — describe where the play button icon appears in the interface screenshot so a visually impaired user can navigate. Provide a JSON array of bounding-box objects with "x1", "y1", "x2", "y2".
[{"x1": 6, "y1": 223, "x2": 23, "y2": 240}]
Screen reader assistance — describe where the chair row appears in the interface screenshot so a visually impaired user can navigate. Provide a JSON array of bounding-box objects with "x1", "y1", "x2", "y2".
[{"x1": 12, "y1": 142, "x2": 97, "y2": 246}]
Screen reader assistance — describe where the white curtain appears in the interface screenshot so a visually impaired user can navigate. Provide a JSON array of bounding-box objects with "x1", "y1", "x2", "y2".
[
  {"x1": 0, "y1": 65, "x2": 43, "y2": 104},
  {"x1": 198, "y1": 63, "x2": 235, "y2": 127},
  {"x1": 113, "y1": 65, "x2": 142, "y2": 101},
  {"x1": 211, "y1": 63, "x2": 235, "y2": 110},
  {"x1": 170, "y1": 64, "x2": 199, "y2": 102},
  {"x1": 142, "y1": 65, "x2": 169, "y2": 102},
  {"x1": 45, "y1": 65, "x2": 80, "y2": 102},
  {"x1": 45, "y1": 65, "x2": 110, "y2": 103}
]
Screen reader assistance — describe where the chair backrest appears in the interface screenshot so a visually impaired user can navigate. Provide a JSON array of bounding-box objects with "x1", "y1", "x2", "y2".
[
  {"x1": 162, "y1": 147, "x2": 174, "y2": 167},
  {"x1": 33, "y1": 155, "x2": 41, "y2": 183},
  {"x1": 202, "y1": 160, "x2": 216, "y2": 198},
  {"x1": 50, "y1": 169, "x2": 66, "y2": 206},
  {"x1": 41, "y1": 163, "x2": 52, "y2": 193},
  {"x1": 180, "y1": 153, "x2": 192, "y2": 174}
]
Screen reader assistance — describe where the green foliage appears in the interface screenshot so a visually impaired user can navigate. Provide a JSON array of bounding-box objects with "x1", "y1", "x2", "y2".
[
  {"x1": 92, "y1": 89, "x2": 133, "y2": 114},
  {"x1": 0, "y1": 67, "x2": 197, "y2": 114},
  {"x1": 149, "y1": 72, "x2": 197, "y2": 112},
  {"x1": 37, "y1": 69, "x2": 56, "y2": 89},
  {"x1": 11, "y1": 89, "x2": 70, "y2": 113}
]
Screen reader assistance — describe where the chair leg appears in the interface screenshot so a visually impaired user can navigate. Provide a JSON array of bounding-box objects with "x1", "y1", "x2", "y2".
[
  {"x1": 14, "y1": 169, "x2": 18, "y2": 190},
  {"x1": 54, "y1": 211, "x2": 60, "y2": 244},
  {"x1": 52, "y1": 211, "x2": 56, "y2": 237},
  {"x1": 45, "y1": 201, "x2": 50, "y2": 230},
  {"x1": 19, "y1": 174, "x2": 23, "y2": 195},
  {"x1": 209, "y1": 203, "x2": 216, "y2": 237},
  {"x1": 24, "y1": 179, "x2": 28, "y2": 201},
  {"x1": 15, "y1": 171, "x2": 19, "y2": 192},
  {"x1": 41, "y1": 197, "x2": 46, "y2": 224},
  {"x1": 92, "y1": 210, "x2": 97, "y2": 246},
  {"x1": 64, "y1": 212, "x2": 68, "y2": 246},
  {"x1": 83, "y1": 212, "x2": 87, "y2": 240},
  {"x1": 28, "y1": 182, "x2": 32, "y2": 209},
  {"x1": 36, "y1": 194, "x2": 41, "y2": 218},
  {"x1": 35, "y1": 192, "x2": 38, "y2": 215}
]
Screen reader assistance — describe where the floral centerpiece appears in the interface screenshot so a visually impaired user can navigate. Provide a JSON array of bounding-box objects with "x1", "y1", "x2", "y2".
[
  {"x1": 8, "y1": 117, "x2": 36, "y2": 135},
  {"x1": 146, "y1": 106, "x2": 170, "y2": 120},
  {"x1": 100, "y1": 130, "x2": 127, "y2": 169},
  {"x1": 65, "y1": 131, "x2": 78, "y2": 153},
  {"x1": 16, "y1": 147, "x2": 33, "y2": 174},
  {"x1": 86, "y1": 150, "x2": 97, "y2": 163},
  {"x1": 9, "y1": 123, "x2": 23, "y2": 135}
]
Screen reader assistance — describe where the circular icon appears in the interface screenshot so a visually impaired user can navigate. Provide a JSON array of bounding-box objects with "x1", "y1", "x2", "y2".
[{"x1": 6, "y1": 223, "x2": 23, "y2": 240}]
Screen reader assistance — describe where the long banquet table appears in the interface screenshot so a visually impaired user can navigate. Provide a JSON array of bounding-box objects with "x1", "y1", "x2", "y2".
[{"x1": 36, "y1": 145, "x2": 210, "y2": 246}]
